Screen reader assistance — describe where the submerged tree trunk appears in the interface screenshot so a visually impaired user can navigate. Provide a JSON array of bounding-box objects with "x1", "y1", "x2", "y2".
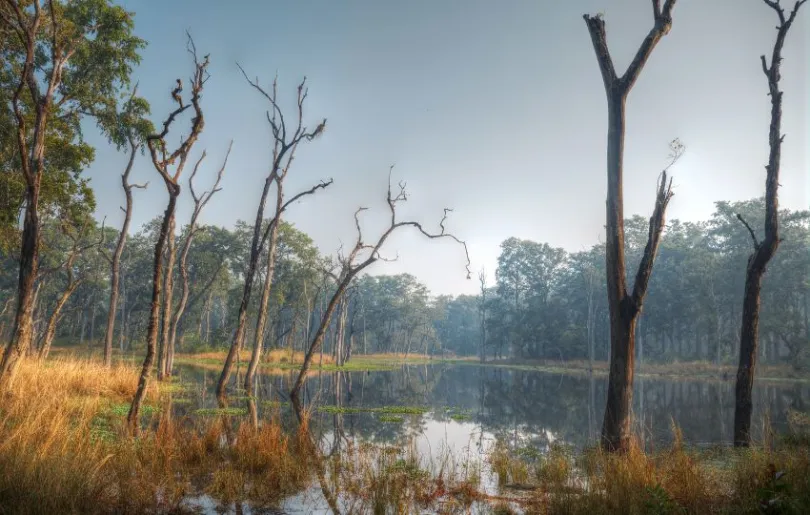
[
  {"x1": 734, "y1": 0, "x2": 804, "y2": 447},
  {"x1": 584, "y1": 1, "x2": 679, "y2": 452}
]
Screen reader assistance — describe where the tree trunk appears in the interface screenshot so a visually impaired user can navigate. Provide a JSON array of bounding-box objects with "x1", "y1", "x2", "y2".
[
  {"x1": 158, "y1": 218, "x2": 176, "y2": 380},
  {"x1": 104, "y1": 143, "x2": 139, "y2": 367},
  {"x1": 129, "y1": 192, "x2": 178, "y2": 430},
  {"x1": 291, "y1": 278, "x2": 354, "y2": 402},
  {"x1": 583, "y1": 4, "x2": 677, "y2": 452},
  {"x1": 245, "y1": 218, "x2": 281, "y2": 392},
  {"x1": 734, "y1": 0, "x2": 801, "y2": 447},
  {"x1": 217, "y1": 175, "x2": 275, "y2": 397},
  {"x1": 39, "y1": 282, "x2": 81, "y2": 361},
  {"x1": 0, "y1": 190, "x2": 40, "y2": 386}
]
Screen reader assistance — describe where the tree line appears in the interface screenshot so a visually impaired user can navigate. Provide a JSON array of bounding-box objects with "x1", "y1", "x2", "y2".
[{"x1": 1, "y1": 197, "x2": 806, "y2": 369}]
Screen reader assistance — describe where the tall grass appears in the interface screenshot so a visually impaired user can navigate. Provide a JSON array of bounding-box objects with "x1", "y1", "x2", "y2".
[
  {"x1": 0, "y1": 358, "x2": 311, "y2": 514},
  {"x1": 487, "y1": 424, "x2": 810, "y2": 514}
]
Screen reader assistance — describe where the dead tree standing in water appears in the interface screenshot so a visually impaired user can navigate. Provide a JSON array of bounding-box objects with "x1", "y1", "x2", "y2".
[
  {"x1": 165, "y1": 144, "x2": 230, "y2": 377},
  {"x1": 734, "y1": 0, "x2": 806, "y2": 448},
  {"x1": 290, "y1": 170, "x2": 470, "y2": 407},
  {"x1": 583, "y1": 0, "x2": 681, "y2": 452},
  {"x1": 128, "y1": 38, "x2": 209, "y2": 431},
  {"x1": 216, "y1": 67, "x2": 328, "y2": 397}
]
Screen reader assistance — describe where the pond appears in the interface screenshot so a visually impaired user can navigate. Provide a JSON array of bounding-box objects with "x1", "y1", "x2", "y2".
[{"x1": 169, "y1": 363, "x2": 810, "y2": 513}]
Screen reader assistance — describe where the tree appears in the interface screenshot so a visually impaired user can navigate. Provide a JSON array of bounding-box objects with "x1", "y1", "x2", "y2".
[
  {"x1": 164, "y1": 143, "x2": 229, "y2": 377},
  {"x1": 216, "y1": 67, "x2": 328, "y2": 397},
  {"x1": 128, "y1": 38, "x2": 209, "y2": 431},
  {"x1": 0, "y1": 0, "x2": 143, "y2": 386},
  {"x1": 290, "y1": 170, "x2": 470, "y2": 406},
  {"x1": 733, "y1": 0, "x2": 806, "y2": 447},
  {"x1": 99, "y1": 87, "x2": 152, "y2": 367},
  {"x1": 583, "y1": 0, "x2": 681, "y2": 451},
  {"x1": 38, "y1": 216, "x2": 104, "y2": 360}
]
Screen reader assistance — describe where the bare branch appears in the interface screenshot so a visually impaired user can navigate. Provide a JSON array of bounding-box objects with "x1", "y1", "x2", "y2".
[
  {"x1": 258, "y1": 179, "x2": 334, "y2": 250},
  {"x1": 736, "y1": 213, "x2": 761, "y2": 249},
  {"x1": 188, "y1": 151, "x2": 208, "y2": 204}
]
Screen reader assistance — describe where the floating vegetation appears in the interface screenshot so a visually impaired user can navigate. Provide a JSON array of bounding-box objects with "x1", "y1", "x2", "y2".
[
  {"x1": 104, "y1": 403, "x2": 157, "y2": 417},
  {"x1": 193, "y1": 407, "x2": 249, "y2": 416},
  {"x1": 379, "y1": 415, "x2": 404, "y2": 423},
  {"x1": 317, "y1": 405, "x2": 429, "y2": 415}
]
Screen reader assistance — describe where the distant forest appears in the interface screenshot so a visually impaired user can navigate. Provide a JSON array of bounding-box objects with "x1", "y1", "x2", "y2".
[{"x1": 1, "y1": 197, "x2": 806, "y2": 367}]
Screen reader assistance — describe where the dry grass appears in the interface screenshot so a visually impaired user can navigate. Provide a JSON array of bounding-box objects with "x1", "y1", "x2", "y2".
[
  {"x1": 184, "y1": 349, "x2": 335, "y2": 366},
  {"x1": 0, "y1": 357, "x2": 311, "y2": 514},
  {"x1": 487, "y1": 425, "x2": 810, "y2": 514},
  {"x1": 3, "y1": 356, "x2": 809, "y2": 514}
]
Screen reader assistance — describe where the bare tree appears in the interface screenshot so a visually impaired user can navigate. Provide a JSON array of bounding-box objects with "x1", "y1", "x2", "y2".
[
  {"x1": 216, "y1": 67, "x2": 328, "y2": 397},
  {"x1": 478, "y1": 268, "x2": 487, "y2": 364},
  {"x1": 39, "y1": 219, "x2": 105, "y2": 360},
  {"x1": 290, "y1": 170, "x2": 470, "y2": 404},
  {"x1": 583, "y1": 0, "x2": 681, "y2": 452},
  {"x1": 164, "y1": 144, "x2": 230, "y2": 377},
  {"x1": 734, "y1": 0, "x2": 806, "y2": 447},
  {"x1": 100, "y1": 88, "x2": 150, "y2": 367},
  {"x1": 128, "y1": 37, "x2": 209, "y2": 431}
]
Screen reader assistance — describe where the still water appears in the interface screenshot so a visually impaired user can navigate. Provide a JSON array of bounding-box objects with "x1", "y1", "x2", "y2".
[{"x1": 171, "y1": 363, "x2": 810, "y2": 513}]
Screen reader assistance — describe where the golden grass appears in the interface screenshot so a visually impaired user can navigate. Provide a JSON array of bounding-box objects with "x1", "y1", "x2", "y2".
[
  {"x1": 184, "y1": 348, "x2": 336, "y2": 366},
  {"x1": 487, "y1": 426, "x2": 810, "y2": 514},
  {"x1": 0, "y1": 357, "x2": 311, "y2": 514},
  {"x1": 2, "y1": 356, "x2": 809, "y2": 514}
]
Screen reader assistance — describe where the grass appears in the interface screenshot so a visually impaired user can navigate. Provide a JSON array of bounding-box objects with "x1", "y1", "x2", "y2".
[
  {"x1": 487, "y1": 423, "x2": 810, "y2": 514},
  {"x1": 0, "y1": 357, "x2": 311, "y2": 514},
  {"x1": 2, "y1": 354, "x2": 809, "y2": 514}
]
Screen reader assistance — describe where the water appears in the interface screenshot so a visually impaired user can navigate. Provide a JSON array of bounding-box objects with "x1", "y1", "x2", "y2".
[
  {"x1": 172, "y1": 363, "x2": 809, "y2": 449},
  {"x1": 170, "y1": 363, "x2": 810, "y2": 513}
]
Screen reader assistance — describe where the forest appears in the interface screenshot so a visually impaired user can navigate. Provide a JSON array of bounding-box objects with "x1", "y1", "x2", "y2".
[
  {"x1": 2, "y1": 199, "x2": 808, "y2": 368},
  {"x1": 1, "y1": 0, "x2": 809, "y2": 514}
]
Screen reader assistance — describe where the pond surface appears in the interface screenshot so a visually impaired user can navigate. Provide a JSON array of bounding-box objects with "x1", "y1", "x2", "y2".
[{"x1": 170, "y1": 363, "x2": 810, "y2": 513}]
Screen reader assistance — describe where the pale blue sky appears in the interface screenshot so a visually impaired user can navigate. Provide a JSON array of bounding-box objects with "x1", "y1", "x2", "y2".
[{"x1": 84, "y1": 0, "x2": 808, "y2": 295}]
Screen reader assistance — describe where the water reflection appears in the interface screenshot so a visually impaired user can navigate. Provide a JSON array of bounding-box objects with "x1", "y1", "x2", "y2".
[{"x1": 170, "y1": 364, "x2": 810, "y2": 451}]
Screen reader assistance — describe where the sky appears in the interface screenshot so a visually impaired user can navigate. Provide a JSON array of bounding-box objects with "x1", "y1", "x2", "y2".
[{"x1": 83, "y1": 0, "x2": 809, "y2": 296}]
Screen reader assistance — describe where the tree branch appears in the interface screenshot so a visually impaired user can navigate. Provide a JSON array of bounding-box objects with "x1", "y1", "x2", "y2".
[{"x1": 736, "y1": 213, "x2": 761, "y2": 249}]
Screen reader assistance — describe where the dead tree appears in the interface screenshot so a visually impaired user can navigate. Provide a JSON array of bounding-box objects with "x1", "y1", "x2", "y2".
[
  {"x1": 39, "y1": 219, "x2": 104, "y2": 360},
  {"x1": 734, "y1": 0, "x2": 806, "y2": 447},
  {"x1": 216, "y1": 67, "x2": 328, "y2": 397},
  {"x1": 128, "y1": 37, "x2": 209, "y2": 431},
  {"x1": 583, "y1": 0, "x2": 681, "y2": 452},
  {"x1": 479, "y1": 268, "x2": 487, "y2": 363},
  {"x1": 165, "y1": 144, "x2": 230, "y2": 377},
  {"x1": 157, "y1": 217, "x2": 176, "y2": 380},
  {"x1": 290, "y1": 169, "x2": 471, "y2": 405},
  {"x1": 101, "y1": 89, "x2": 150, "y2": 368}
]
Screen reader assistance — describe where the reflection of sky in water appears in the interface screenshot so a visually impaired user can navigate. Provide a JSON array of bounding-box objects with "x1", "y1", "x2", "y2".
[
  {"x1": 174, "y1": 364, "x2": 810, "y2": 514},
  {"x1": 173, "y1": 363, "x2": 809, "y2": 450}
]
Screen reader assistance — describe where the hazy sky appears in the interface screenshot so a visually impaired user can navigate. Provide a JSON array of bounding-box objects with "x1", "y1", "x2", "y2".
[{"x1": 83, "y1": 0, "x2": 808, "y2": 296}]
